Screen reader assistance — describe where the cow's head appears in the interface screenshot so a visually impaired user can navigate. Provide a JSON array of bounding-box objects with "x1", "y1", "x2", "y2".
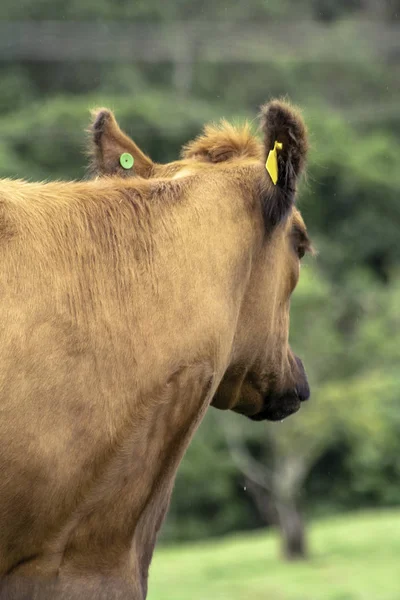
[{"x1": 86, "y1": 101, "x2": 312, "y2": 421}]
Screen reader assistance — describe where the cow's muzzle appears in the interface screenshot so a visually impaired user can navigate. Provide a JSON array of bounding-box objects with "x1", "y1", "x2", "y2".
[{"x1": 249, "y1": 356, "x2": 310, "y2": 422}]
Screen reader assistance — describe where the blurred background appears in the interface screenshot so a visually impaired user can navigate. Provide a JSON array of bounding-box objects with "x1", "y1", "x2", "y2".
[{"x1": 1, "y1": 1, "x2": 400, "y2": 598}]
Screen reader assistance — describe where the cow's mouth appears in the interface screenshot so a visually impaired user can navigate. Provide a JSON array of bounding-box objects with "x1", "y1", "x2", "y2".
[
  {"x1": 249, "y1": 381, "x2": 310, "y2": 422},
  {"x1": 249, "y1": 392, "x2": 301, "y2": 422}
]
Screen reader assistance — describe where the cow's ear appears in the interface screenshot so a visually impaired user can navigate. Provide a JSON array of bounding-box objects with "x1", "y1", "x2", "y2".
[
  {"x1": 87, "y1": 108, "x2": 153, "y2": 178},
  {"x1": 260, "y1": 100, "x2": 308, "y2": 228}
]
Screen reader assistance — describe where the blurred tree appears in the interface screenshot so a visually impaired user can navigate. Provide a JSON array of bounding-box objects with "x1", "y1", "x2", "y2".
[{"x1": 303, "y1": 112, "x2": 400, "y2": 283}]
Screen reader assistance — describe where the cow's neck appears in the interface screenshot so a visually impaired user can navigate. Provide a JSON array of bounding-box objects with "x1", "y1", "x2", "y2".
[
  {"x1": 131, "y1": 363, "x2": 216, "y2": 595},
  {"x1": 53, "y1": 361, "x2": 216, "y2": 599}
]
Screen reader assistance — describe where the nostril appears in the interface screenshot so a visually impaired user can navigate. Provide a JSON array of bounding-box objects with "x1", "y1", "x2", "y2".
[
  {"x1": 298, "y1": 384, "x2": 310, "y2": 402},
  {"x1": 294, "y1": 383, "x2": 310, "y2": 402},
  {"x1": 293, "y1": 356, "x2": 310, "y2": 402}
]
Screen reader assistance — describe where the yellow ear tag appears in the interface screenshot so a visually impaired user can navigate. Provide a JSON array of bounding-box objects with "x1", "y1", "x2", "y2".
[{"x1": 266, "y1": 141, "x2": 283, "y2": 185}]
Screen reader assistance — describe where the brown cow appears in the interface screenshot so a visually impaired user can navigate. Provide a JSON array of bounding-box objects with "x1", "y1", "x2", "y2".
[{"x1": 0, "y1": 99, "x2": 311, "y2": 600}]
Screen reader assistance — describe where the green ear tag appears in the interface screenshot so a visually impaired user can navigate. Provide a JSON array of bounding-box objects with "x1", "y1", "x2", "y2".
[{"x1": 120, "y1": 153, "x2": 134, "y2": 170}]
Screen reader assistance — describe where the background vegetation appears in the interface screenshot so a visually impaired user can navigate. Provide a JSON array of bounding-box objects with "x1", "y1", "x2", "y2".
[
  {"x1": 149, "y1": 510, "x2": 400, "y2": 600},
  {"x1": 1, "y1": 0, "x2": 399, "y2": 595}
]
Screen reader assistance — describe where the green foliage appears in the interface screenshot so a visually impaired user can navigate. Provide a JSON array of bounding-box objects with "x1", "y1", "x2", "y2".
[
  {"x1": 303, "y1": 113, "x2": 400, "y2": 281},
  {"x1": 0, "y1": 0, "x2": 312, "y2": 21}
]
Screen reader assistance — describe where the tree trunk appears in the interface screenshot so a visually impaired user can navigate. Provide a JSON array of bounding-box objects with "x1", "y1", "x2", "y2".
[
  {"x1": 276, "y1": 499, "x2": 307, "y2": 560},
  {"x1": 244, "y1": 477, "x2": 278, "y2": 526},
  {"x1": 219, "y1": 418, "x2": 310, "y2": 561},
  {"x1": 245, "y1": 477, "x2": 308, "y2": 561}
]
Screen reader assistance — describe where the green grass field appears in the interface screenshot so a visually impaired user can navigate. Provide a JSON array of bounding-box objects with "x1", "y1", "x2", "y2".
[{"x1": 148, "y1": 509, "x2": 400, "y2": 600}]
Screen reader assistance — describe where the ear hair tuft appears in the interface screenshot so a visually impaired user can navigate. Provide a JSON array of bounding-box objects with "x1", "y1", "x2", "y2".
[{"x1": 181, "y1": 121, "x2": 262, "y2": 163}]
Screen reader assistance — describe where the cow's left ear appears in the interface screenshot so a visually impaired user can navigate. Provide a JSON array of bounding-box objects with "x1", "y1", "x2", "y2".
[
  {"x1": 260, "y1": 100, "x2": 308, "y2": 228},
  {"x1": 87, "y1": 108, "x2": 154, "y2": 178}
]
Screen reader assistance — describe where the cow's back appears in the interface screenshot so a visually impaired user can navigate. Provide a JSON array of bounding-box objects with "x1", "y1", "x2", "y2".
[
  {"x1": 0, "y1": 181, "x2": 141, "y2": 576},
  {"x1": 0, "y1": 173, "x2": 251, "y2": 593}
]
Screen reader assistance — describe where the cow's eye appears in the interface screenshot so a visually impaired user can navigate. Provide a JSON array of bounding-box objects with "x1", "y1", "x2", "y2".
[{"x1": 297, "y1": 246, "x2": 306, "y2": 260}]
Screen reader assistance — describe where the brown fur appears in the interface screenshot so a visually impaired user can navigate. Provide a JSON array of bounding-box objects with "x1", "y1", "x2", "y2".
[
  {"x1": 88, "y1": 99, "x2": 308, "y2": 229},
  {"x1": 87, "y1": 109, "x2": 153, "y2": 179},
  {"x1": 0, "y1": 99, "x2": 311, "y2": 599},
  {"x1": 181, "y1": 120, "x2": 262, "y2": 163}
]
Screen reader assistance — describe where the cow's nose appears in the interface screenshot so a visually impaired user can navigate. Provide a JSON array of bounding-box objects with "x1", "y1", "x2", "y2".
[
  {"x1": 294, "y1": 356, "x2": 310, "y2": 402},
  {"x1": 295, "y1": 382, "x2": 310, "y2": 402}
]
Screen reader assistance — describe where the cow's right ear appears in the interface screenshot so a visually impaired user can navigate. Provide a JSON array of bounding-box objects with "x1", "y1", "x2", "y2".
[
  {"x1": 87, "y1": 108, "x2": 154, "y2": 178},
  {"x1": 260, "y1": 100, "x2": 308, "y2": 229}
]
